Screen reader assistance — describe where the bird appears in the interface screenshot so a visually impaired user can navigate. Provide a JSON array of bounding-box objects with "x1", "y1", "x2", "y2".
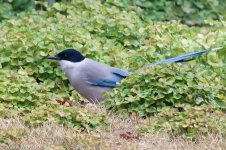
[{"x1": 48, "y1": 47, "x2": 223, "y2": 103}]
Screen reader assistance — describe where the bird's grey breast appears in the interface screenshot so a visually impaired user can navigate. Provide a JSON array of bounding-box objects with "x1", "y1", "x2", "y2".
[{"x1": 59, "y1": 58, "x2": 113, "y2": 102}]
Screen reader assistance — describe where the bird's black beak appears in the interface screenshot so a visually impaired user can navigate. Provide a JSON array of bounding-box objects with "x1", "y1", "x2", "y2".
[{"x1": 47, "y1": 55, "x2": 60, "y2": 60}]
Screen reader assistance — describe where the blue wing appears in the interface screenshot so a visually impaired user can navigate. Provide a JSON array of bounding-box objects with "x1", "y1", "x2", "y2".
[
  {"x1": 89, "y1": 79, "x2": 120, "y2": 87},
  {"x1": 111, "y1": 67, "x2": 132, "y2": 77},
  {"x1": 89, "y1": 67, "x2": 131, "y2": 87}
]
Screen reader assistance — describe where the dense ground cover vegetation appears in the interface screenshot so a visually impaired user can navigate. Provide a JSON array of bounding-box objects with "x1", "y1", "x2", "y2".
[{"x1": 0, "y1": 0, "x2": 226, "y2": 141}]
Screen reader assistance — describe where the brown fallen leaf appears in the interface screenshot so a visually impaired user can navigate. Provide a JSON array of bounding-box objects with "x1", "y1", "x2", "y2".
[
  {"x1": 119, "y1": 131, "x2": 139, "y2": 141},
  {"x1": 113, "y1": 130, "x2": 140, "y2": 141},
  {"x1": 130, "y1": 112, "x2": 139, "y2": 122},
  {"x1": 56, "y1": 99, "x2": 73, "y2": 106},
  {"x1": 145, "y1": 39, "x2": 151, "y2": 46},
  {"x1": 80, "y1": 104, "x2": 86, "y2": 108}
]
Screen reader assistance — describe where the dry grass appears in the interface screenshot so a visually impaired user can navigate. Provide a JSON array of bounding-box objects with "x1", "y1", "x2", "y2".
[{"x1": 0, "y1": 105, "x2": 226, "y2": 150}]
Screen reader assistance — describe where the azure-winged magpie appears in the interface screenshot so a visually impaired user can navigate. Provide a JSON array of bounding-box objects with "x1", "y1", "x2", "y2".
[{"x1": 48, "y1": 47, "x2": 223, "y2": 103}]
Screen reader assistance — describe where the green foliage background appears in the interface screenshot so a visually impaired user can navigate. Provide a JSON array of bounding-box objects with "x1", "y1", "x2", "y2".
[
  {"x1": 0, "y1": 0, "x2": 226, "y2": 137},
  {"x1": 1, "y1": 0, "x2": 226, "y2": 25},
  {"x1": 104, "y1": 0, "x2": 226, "y2": 25}
]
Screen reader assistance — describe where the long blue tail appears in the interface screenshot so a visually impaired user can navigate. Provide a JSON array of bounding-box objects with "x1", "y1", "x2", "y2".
[{"x1": 143, "y1": 47, "x2": 223, "y2": 69}]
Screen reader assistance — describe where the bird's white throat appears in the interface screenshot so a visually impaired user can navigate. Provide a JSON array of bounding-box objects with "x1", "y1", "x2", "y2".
[{"x1": 58, "y1": 59, "x2": 87, "y2": 73}]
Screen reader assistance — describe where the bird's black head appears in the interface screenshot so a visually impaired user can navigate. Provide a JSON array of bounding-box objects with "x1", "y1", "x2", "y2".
[{"x1": 48, "y1": 49, "x2": 85, "y2": 62}]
